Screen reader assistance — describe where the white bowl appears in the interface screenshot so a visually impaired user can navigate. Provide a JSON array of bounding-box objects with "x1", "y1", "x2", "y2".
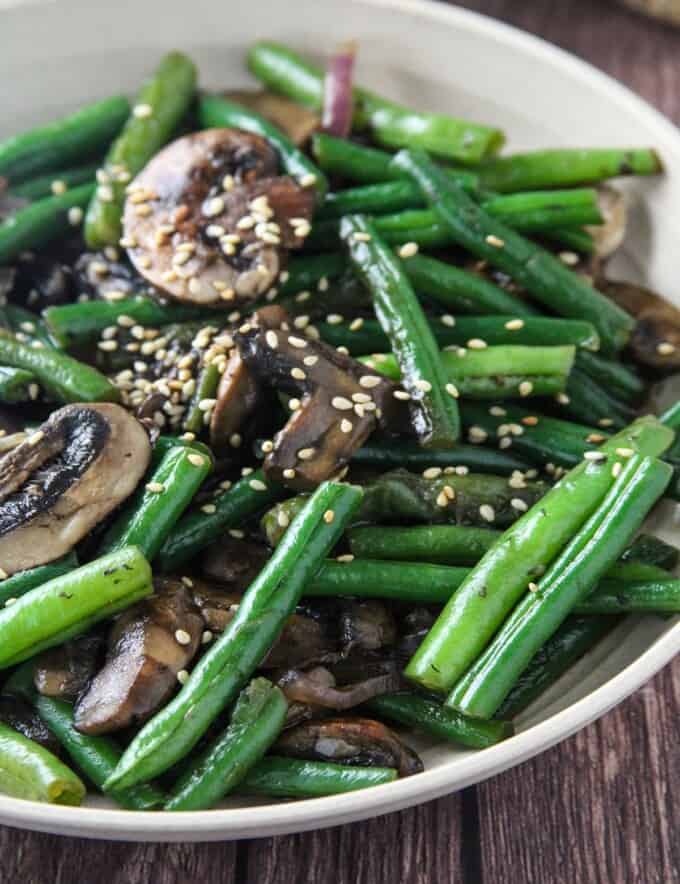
[{"x1": 1, "y1": 0, "x2": 680, "y2": 842}]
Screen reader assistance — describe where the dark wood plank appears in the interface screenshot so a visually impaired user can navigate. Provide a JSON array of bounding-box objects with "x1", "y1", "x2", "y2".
[
  {"x1": 476, "y1": 658, "x2": 680, "y2": 884},
  {"x1": 242, "y1": 792, "x2": 466, "y2": 884}
]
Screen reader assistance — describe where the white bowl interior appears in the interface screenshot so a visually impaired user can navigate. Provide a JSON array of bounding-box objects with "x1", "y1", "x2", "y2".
[{"x1": 1, "y1": 0, "x2": 679, "y2": 840}]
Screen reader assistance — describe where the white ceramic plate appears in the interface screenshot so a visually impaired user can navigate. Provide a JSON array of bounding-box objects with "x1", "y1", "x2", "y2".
[{"x1": 1, "y1": 0, "x2": 679, "y2": 842}]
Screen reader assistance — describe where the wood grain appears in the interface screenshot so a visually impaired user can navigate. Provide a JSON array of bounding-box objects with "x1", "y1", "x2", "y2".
[{"x1": 1, "y1": 2, "x2": 679, "y2": 882}]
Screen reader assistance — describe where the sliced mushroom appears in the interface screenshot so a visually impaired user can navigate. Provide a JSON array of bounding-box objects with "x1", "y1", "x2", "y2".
[
  {"x1": 394, "y1": 607, "x2": 439, "y2": 659},
  {"x1": 209, "y1": 347, "x2": 266, "y2": 450},
  {"x1": 277, "y1": 661, "x2": 402, "y2": 711},
  {"x1": 233, "y1": 306, "x2": 409, "y2": 490},
  {"x1": 339, "y1": 600, "x2": 398, "y2": 655},
  {"x1": 33, "y1": 632, "x2": 105, "y2": 700},
  {"x1": 201, "y1": 536, "x2": 270, "y2": 590},
  {"x1": 224, "y1": 90, "x2": 320, "y2": 146},
  {"x1": 74, "y1": 579, "x2": 203, "y2": 735},
  {"x1": 587, "y1": 186, "x2": 627, "y2": 259},
  {"x1": 599, "y1": 279, "x2": 680, "y2": 370},
  {"x1": 0, "y1": 695, "x2": 60, "y2": 754},
  {"x1": 274, "y1": 717, "x2": 424, "y2": 776},
  {"x1": 0, "y1": 403, "x2": 150, "y2": 575},
  {"x1": 122, "y1": 129, "x2": 315, "y2": 307}
]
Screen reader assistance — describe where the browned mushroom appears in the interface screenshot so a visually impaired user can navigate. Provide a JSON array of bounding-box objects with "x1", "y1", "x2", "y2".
[
  {"x1": 201, "y1": 536, "x2": 270, "y2": 589},
  {"x1": 277, "y1": 661, "x2": 402, "y2": 711},
  {"x1": 599, "y1": 279, "x2": 680, "y2": 370},
  {"x1": 224, "y1": 91, "x2": 320, "y2": 145},
  {"x1": 74, "y1": 579, "x2": 203, "y2": 735},
  {"x1": 0, "y1": 403, "x2": 150, "y2": 575},
  {"x1": 122, "y1": 129, "x2": 314, "y2": 307},
  {"x1": 0, "y1": 695, "x2": 61, "y2": 754},
  {"x1": 274, "y1": 717, "x2": 424, "y2": 776},
  {"x1": 233, "y1": 306, "x2": 409, "y2": 490},
  {"x1": 33, "y1": 632, "x2": 105, "y2": 700},
  {"x1": 587, "y1": 186, "x2": 627, "y2": 259},
  {"x1": 339, "y1": 600, "x2": 398, "y2": 654}
]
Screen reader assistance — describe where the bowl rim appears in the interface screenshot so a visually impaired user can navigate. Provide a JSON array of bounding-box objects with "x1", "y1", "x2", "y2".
[{"x1": 1, "y1": 0, "x2": 679, "y2": 841}]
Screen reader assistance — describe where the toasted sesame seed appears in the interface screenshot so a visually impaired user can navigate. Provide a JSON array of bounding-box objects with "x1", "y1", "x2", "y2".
[
  {"x1": 28, "y1": 383, "x2": 40, "y2": 400},
  {"x1": 508, "y1": 474, "x2": 526, "y2": 489},
  {"x1": 443, "y1": 485, "x2": 456, "y2": 500},
  {"x1": 584, "y1": 451, "x2": 606, "y2": 462},
  {"x1": 468, "y1": 426, "x2": 488, "y2": 444},
  {"x1": 523, "y1": 416, "x2": 540, "y2": 427},
  {"x1": 298, "y1": 448, "x2": 316, "y2": 460},
  {"x1": 357, "y1": 375, "x2": 380, "y2": 389},
  {"x1": 352, "y1": 392, "x2": 371, "y2": 404},
  {"x1": 250, "y1": 479, "x2": 267, "y2": 491},
  {"x1": 479, "y1": 504, "x2": 495, "y2": 522},
  {"x1": 349, "y1": 317, "x2": 364, "y2": 332},
  {"x1": 300, "y1": 173, "x2": 317, "y2": 187},
  {"x1": 528, "y1": 582, "x2": 539, "y2": 593},
  {"x1": 393, "y1": 390, "x2": 411, "y2": 401},
  {"x1": 332, "y1": 396, "x2": 353, "y2": 411},
  {"x1": 505, "y1": 319, "x2": 525, "y2": 331},
  {"x1": 202, "y1": 630, "x2": 213, "y2": 645},
  {"x1": 323, "y1": 509, "x2": 335, "y2": 524},
  {"x1": 556, "y1": 392, "x2": 570, "y2": 405},
  {"x1": 98, "y1": 184, "x2": 114, "y2": 202},
  {"x1": 229, "y1": 433, "x2": 242, "y2": 448},
  {"x1": 436, "y1": 491, "x2": 449, "y2": 508},
  {"x1": 277, "y1": 510, "x2": 290, "y2": 528},
  {"x1": 440, "y1": 314, "x2": 456, "y2": 327},
  {"x1": 265, "y1": 330, "x2": 278, "y2": 349},
  {"x1": 187, "y1": 453, "x2": 205, "y2": 467},
  {"x1": 288, "y1": 335, "x2": 308, "y2": 348},
  {"x1": 559, "y1": 251, "x2": 580, "y2": 266},
  {"x1": 511, "y1": 498, "x2": 528, "y2": 512},
  {"x1": 133, "y1": 103, "x2": 153, "y2": 118},
  {"x1": 177, "y1": 670, "x2": 189, "y2": 685},
  {"x1": 519, "y1": 381, "x2": 534, "y2": 397},
  {"x1": 340, "y1": 419, "x2": 353, "y2": 433},
  {"x1": 486, "y1": 234, "x2": 505, "y2": 248},
  {"x1": 336, "y1": 554, "x2": 355, "y2": 563},
  {"x1": 423, "y1": 467, "x2": 443, "y2": 479},
  {"x1": 291, "y1": 367, "x2": 306, "y2": 380},
  {"x1": 204, "y1": 196, "x2": 225, "y2": 217},
  {"x1": 398, "y1": 241, "x2": 419, "y2": 258},
  {"x1": 135, "y1": 204, "x2": 152, "y2": 217},
  {"x1": 657, "y1": 341, "x2": 676, "y2": 355},
  {"x1": 174, "y1": 628, "x2": 191, "y2": 646},
  {"x1": 467, "y1": 338, "x2": 487, "y2": 350},
  {"x1": 446, "y1": 383, "x2": 459, "y2": 399},
  {"x1": 303, "y1": 355, "x2": 319, "y2": 367},
  {"x1": 612, "y1": 462, "x2": 623, "y2": 478},
  {"x1": 229, "y1": 529, "x2": 245, "y2": 540},
  {"x1": 414, "y1": 379, "x2": 432, "y2": 393},
  {"x1": 288, "y1": 398, "x2": 301, "y2": 411},
  {"x1": 67, "y1": 206, "x2": 83, "y2": 226},
  {"x1": 616, "y1": 447, "x2": 635, "y2": 458},
  {"x1": 283, "y1": 468, "x2": 296, "y2": 479},
  {"x1": 326, "y1": 313, "x2": 343, "y2": 325},
  {"x1": 145, "y1": 482, "x2": 165, "y2": 494},
  {"x1": 490, "y1": 406, "x2": 507, "y2": 417}
]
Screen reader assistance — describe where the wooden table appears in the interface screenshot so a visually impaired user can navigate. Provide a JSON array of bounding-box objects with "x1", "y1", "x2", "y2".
[{"x1": 4, "y1": 2, "x2": 680, "y2": 881}]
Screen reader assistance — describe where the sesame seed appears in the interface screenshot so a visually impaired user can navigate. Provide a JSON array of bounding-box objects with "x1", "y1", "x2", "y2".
[
  {"x1": 508, "y1": 474, "x2": 526, "y2": 489},
  {"x1": 511, "y1": 498, "x2": 528, "y2": 512},
  {"x1": 599, "y1": 418, "x2": 614, "y2": 428},
  {"x1": 250, "y1": 479, "x2": 267, "y2": 491},
  {"x1": 98, "y1": 184, "x2": 114, "y2": 202},
  {"x1": 612, "y1": 462, "x2": 622, "y2": 478},
  {"x1": 440, "y1": 314, "x2": 456, "y2": 327},
  {"x1": 584, "y1": 451, "x2": 606, "y2": 462},
  {"x1": 332, "y1": 396, "x2": 353, "y2": 411},
  {"x1": 398, "y1": 241, "x2": 419, "y2": 258},
  {"x1": 175, "y1": 628, "x2": 191, "y2": 646},
  {"x1": 4, "y1": 597, "x2": 16, "y2": 605},
  {"x1": 298, "y1": 448, "x2": 316, "y2": 460},
  {"x1": 187, "y1": 453, "x2": 205, "y2": 467},
  {"x1": 486, "y1": 234, "x2": 505, "y2": 248},
  {"x1": 323, "y1": 509, "x2": 335, "y2": 524},
  {"x1": 204, "y1": 196, "x2": 225, "y2": 217},
  {"x1": 265, "y1": 330, "x2": 278, "y2": 349},
  {"x1": 229, "y1": 433, "x2": 242, "y2": 448},
  {"x1": 283, "y1": 468, "x2": 296, "y2": 479},
  {"x1": 490, "y1": 406, "x2": 507, "y2": 417},
  {"x1": 519, "y1": 381, "x2": 533, "y2": 397},
  {"x1": 67, "y1": 206, "x2": 83, "y2": 226},
  {"x1": 468, "y1": 426, "x2": 488, "y2": 444},
  {"x1": 414, "y1": 379, "x2": 432, "y2": 393},
  {"x1": 340, "y1": 419, "x2": 353, "y2": 433},
  {"x1": 528, "y1": 582, "x2": 539, "y2": 593},
  {"x1": 436, "y1": 491, "x2": 449, "y2": 507},
  {"x1": 202, "y1": 630, "x2": 213, "y2": 645},
  {"x1": 349, "y1": 318, "x2": 364, "y2": 332},
  {"x1": 393, "y1": 390, "x2": 411, "y2": 401},
  {"x1": 423, "y1": 467, "x2": 442, "y2": 479},
  {"x1": 291, "y1": 367, "x2": 306, "y2": 380},
  {"x1": 229, "y1": 529, "x2": 245, "y2": 539},
  {"x1": 446, "y1": 383, "x2": 459, "y2": 399},
  {"x1": 467, "y1": 338, "x2": 487, "y2": 350},
  {"x1": 326, "y1": 313, "x2": 343, "y2": 325},
  {"x1": 523, "y1": 416, "x2": 539, "y2": 427},
  {"x1": 352, "y1": 392, "x2": 371, "y2": 404},
  {"x1": 616, "y1": 447, "x2": 635, "y2": 458},
  {"x1": 657, "y1": 342, "x2": 676, "y2": 355},
  {"x1": 145, "y1": 482, "x2": 165, "y2": 493},
  {"x1": 201, "y1": 504, "x2": 217, "y2": 514},
  {"x1": 300, "y1": 173, "x2": 317, "y2": 187},
  {"x1": 133, "y1": 103, "x2": 153, "y2": 118},
  {"x1": 288, "y1": 398, "x2": 301, "y2": 411},
  {"x1": 177, "y1": 670, "x2": 189, "y2": 685},
  {"x1": 135, "y1": 204, "x2": 152, "y2": 217},
  {"x1": 358, "y1": 375, "x2": 380, "y2": 389},
  {"x1": 336, "y1": 554, "x2": 355, "y2": 563},
  {"x1": 505, "y1": 319, "x2": 525, "y2": 330},
  {"x1": 303, "y1": 355, "x2": 319, "y2": 367},
  {"x1": 559, "y1": 251, "x2": 580, "y2": 266},
  {"x1": 479, "y1": 504, "x2": 495, "y2": 522},
  {"x1": 556, "y1": 392, "x2": 570, "y2": 405},
  {"x1": 277, "y1": 510, "x2": 290, "y2": 528},
  {"x1": 288, "y1": 335, "x2": 308, "y2": 348},
  {"x1": 443, "y1": 485, "x2": 455, "y2": 500}
]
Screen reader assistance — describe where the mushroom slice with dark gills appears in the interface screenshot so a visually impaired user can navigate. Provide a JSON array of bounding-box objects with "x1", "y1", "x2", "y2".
[
  {"x1": 122, "y1": 129, "x2": 315, "y2": 308},
  {"x1": 74, "y1": 578, "x2": 203, "y2": 735},
  {"x1": 274, "y1": 717, "x2": 424, "y2": 776},
  {"x1": 201, "y1": 535, "x2": 270, "y2": 590},
  {"x1": 277, "y1": 660, "x2": 402, "y2": 711},
  {"x1": 233, "y1": 306, "x2": 409, "y2": 490},
  {"x1": 0, "y1": 403, "x2": 150, "y2": 575},
  {"x1": 33, "y1": 632, "x2": 105, "y2": 701}
]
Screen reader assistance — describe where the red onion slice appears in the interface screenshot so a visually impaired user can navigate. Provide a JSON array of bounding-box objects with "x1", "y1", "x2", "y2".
[{"x1": 321, "y1": 41, "x2": 357, "y2": 138}]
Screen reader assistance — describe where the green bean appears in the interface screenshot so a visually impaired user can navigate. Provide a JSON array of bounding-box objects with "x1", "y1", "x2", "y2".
[
  {"x1": 0, "y1": 329, "x2": 119, "y2": 403},
  {"x1": 564, "y1": 366, "x2": 636, "y2": 430},
  {"x1": 352, "y1": 440, "x2": 532, "y2": 475},
  {"x1": 448, "y1": 454, "x2": 672, "y2": 717},
  {"x1": 44, "y1": 297, "x2": 209, "y2": 350},
  {"x1": 150, "y1": 434, "x2": 213, "y2": 467},
  {"x1": 0, "y1": 553, "x2": 77, "y2": 607},
  {"x1": 392, "y1": 149, "x2": 634, "y2": 355},
  {"x1": 366, "y1": 692, "x2": 512, "y2": 749},
  {"x1": 0, "y1": 96, "x2": 129, "y2": 185},
  {"x1": 182, "y1": 363, "x2": 220, "y2": 435},
  {"x1": 0, "y1": 721, "x2": 85, "y2": 805},
  {"x1": 477, "y1": 148, "x2": 663, "y2": 193},
  {"x1": 401, "y1": 252, "x2": 537, "y2": 316},
  {"x1": 165, "y1": 678, "x2": 288, "y2": 811},
  {"x1": 158, "y1": 468, "x2": 285, "y2": 571},
  {"x1": 33, "y1": 696, "x2": 164, "y2": 810},
  {"x1": 541, "y1": 226, "x2": 595, "y2": 255},
  {"x1": 106, "y1": 482, "x2": 363, "y2": 790},
  {"x1": 575, "y1": 578, "x2": 680, "y2": 614},
  {"x1": 341, "y1": 215, "x2": 460, "y2": 446},
  {"x1": 404, "y1": 416, "x2": 674, "y2": 694},
  {"x1": 100, "y1": 444, "x2": 212, "y2": 561},
  {"x1": 622, "y1": 534, "x2": 679, "y2": 571},
  {"x1": 660, "y1": 400, "x2": 680, "y2": 430},
  {"x1": 199, "y1": 95, "x2": 327, "y2": 198},
  {"x1": 239, "y1": 757, "x2": 398, "y2": 798},
  {"x1": 0, "y1": 547, "x2": 152, "y2": 669},
  {"x1": 0, "y1": 183, "x2": 95, "y2": 264},
  {"x1": 312, "y1": 133, "x2": 410, "y2": 184},
  {"x1": 318, "y1": 316, "x2": 598, "y2": 356},
  {"x1": 248, "y1": 42, "x2": 504, "y2": 163},
  {"x1": 305, "y1": 559, "x2": 470, "y2": 603},
  {"x1": 575, "y1": 350, "x2": 645, "y2": 403},
  {"x1": 85, "y1": 52, "x2": 197, "y2": 248},
  {"x1": 0, "y1": 366, "x2": 38, "y2": 403},
  {"x1": 319, "y1": 176, "x2": 479, "y2": 218},
  {"x1": 348, "y1": 524, "x2": 499, "y2": 566},
  {"x1": 279, "y1": 254, "x2": 348, "y2": 297},
  {"x1": 497, "y1": 616, "x2": 618, "y2": 718},
  {"x1": 0, "y1": 304, "x2": 54, "y2": 349},
  {"x1": 10, "y1": 163, "x2": 99, "y2": 201}
]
